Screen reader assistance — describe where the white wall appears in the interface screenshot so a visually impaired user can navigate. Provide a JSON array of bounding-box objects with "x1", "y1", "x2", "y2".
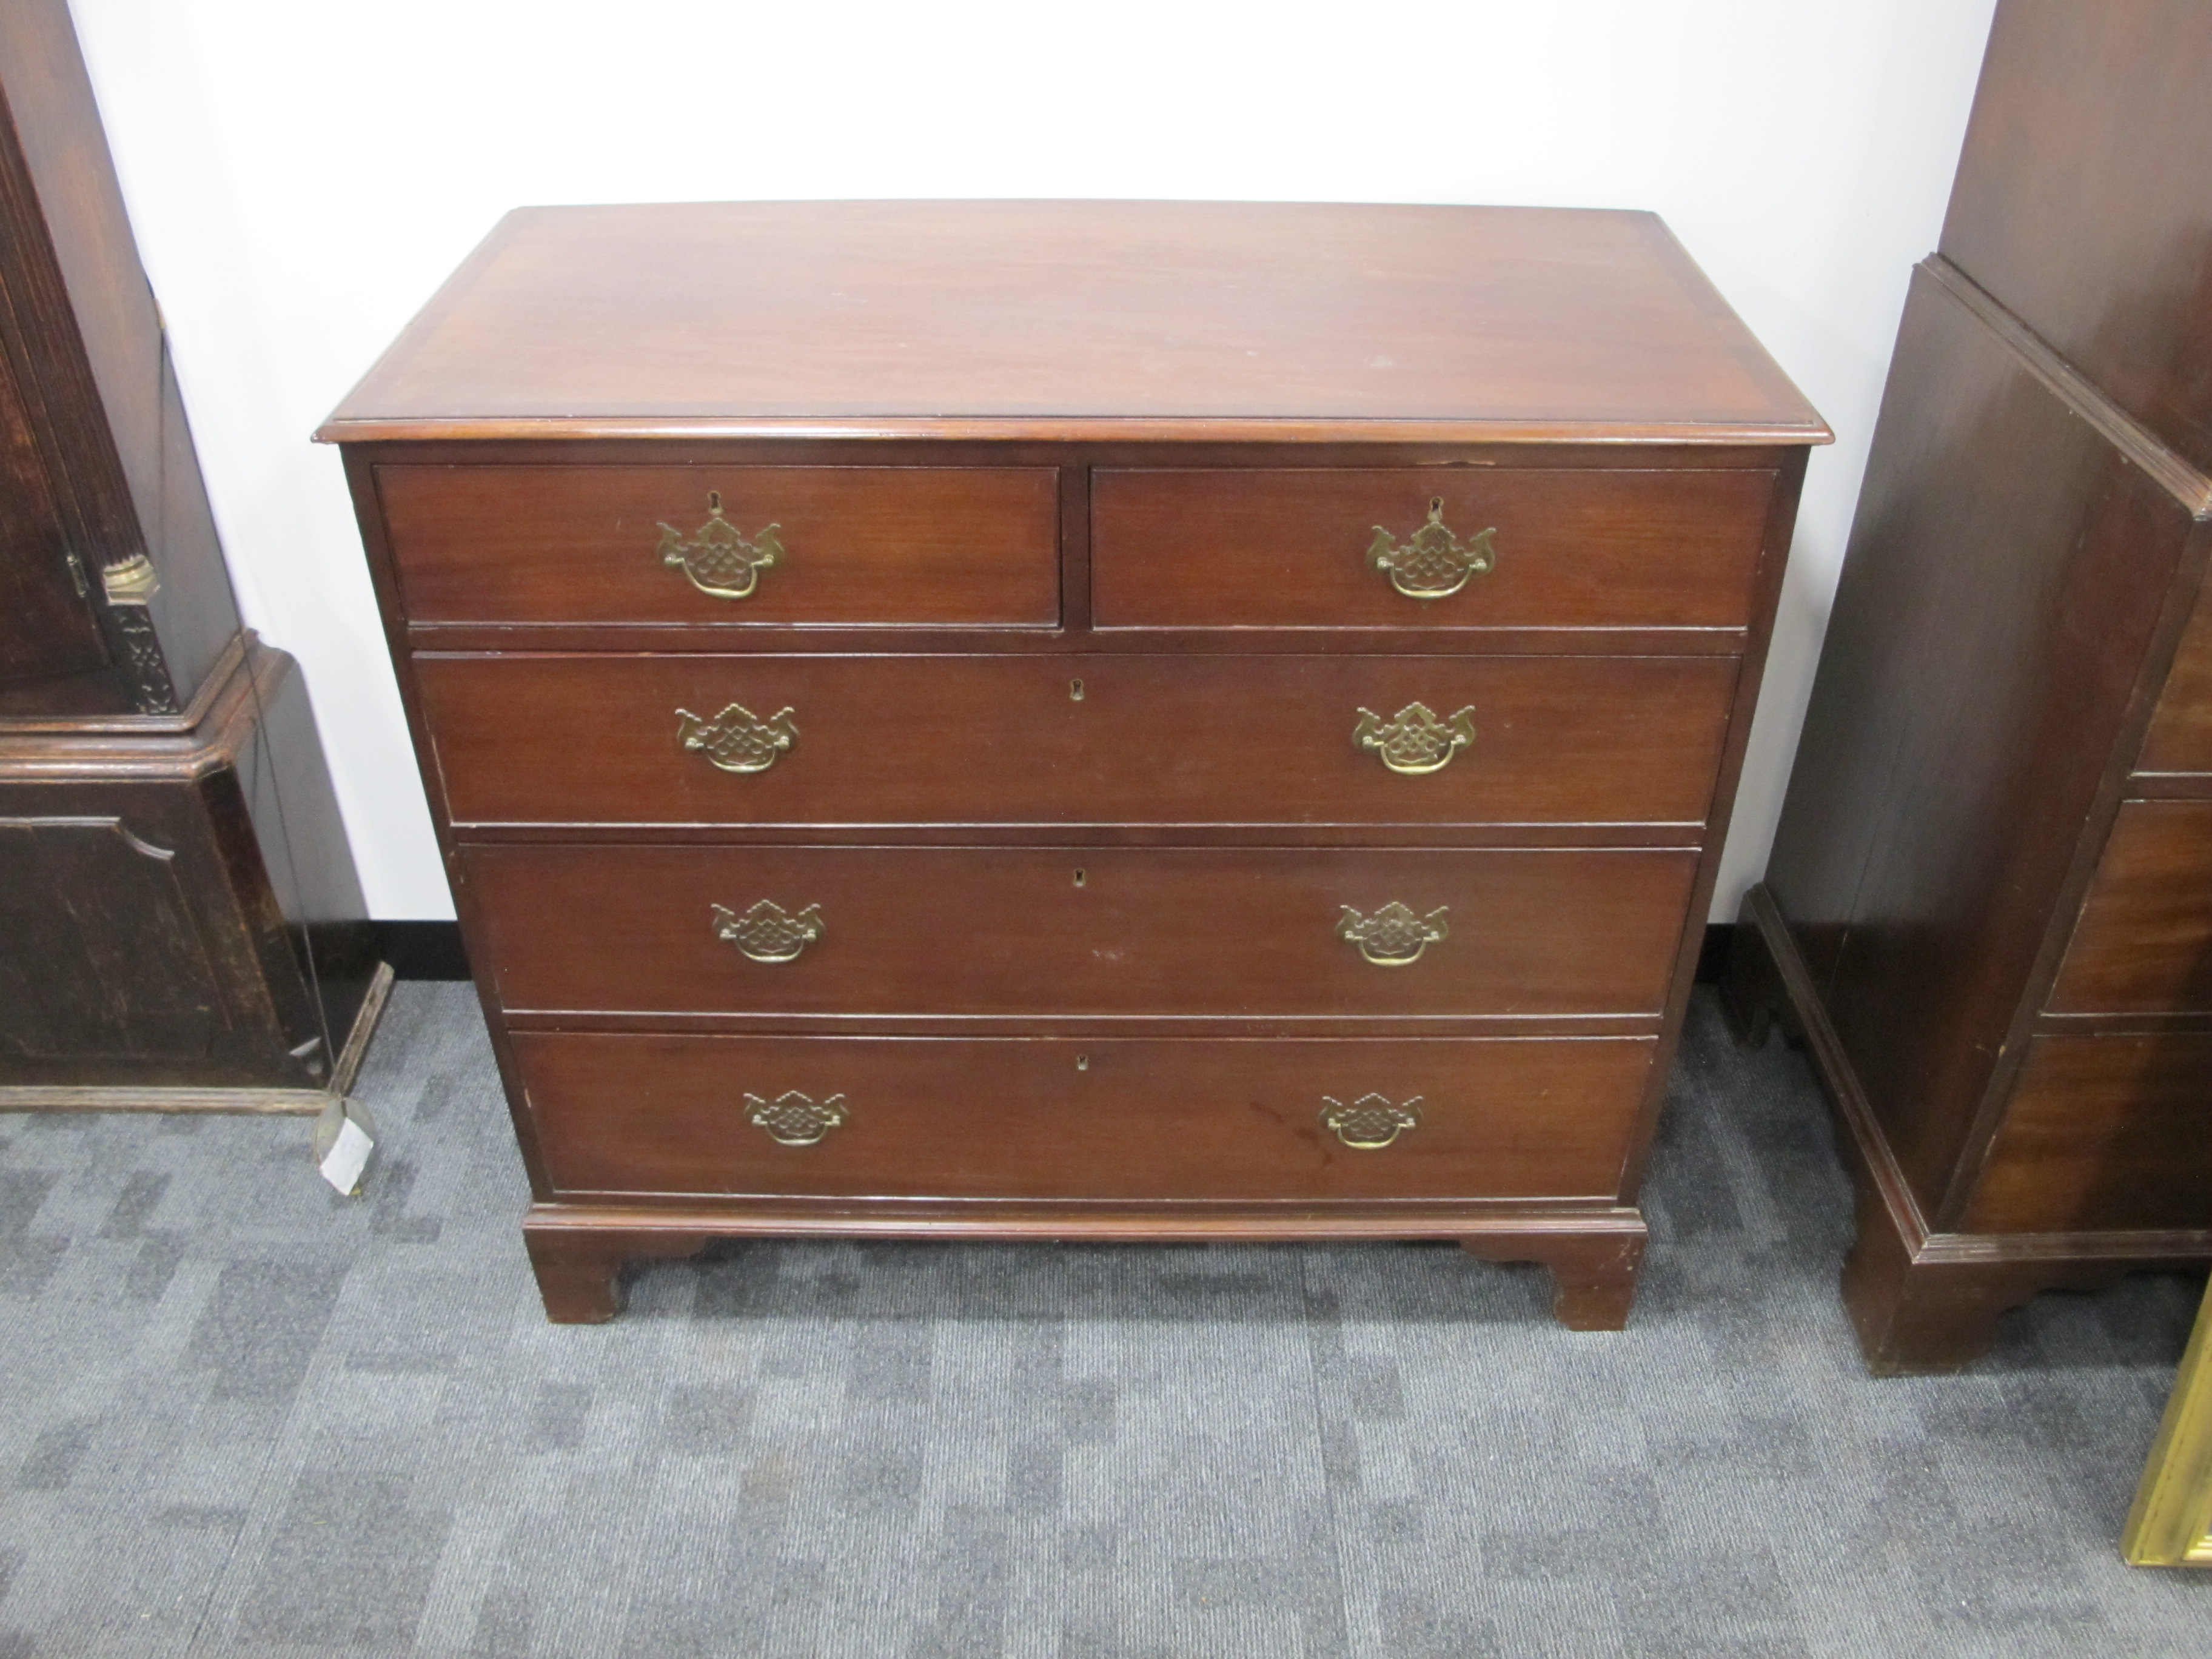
[{"x1": 65, "y1": 0, "x2": 1999, "y2": 920}]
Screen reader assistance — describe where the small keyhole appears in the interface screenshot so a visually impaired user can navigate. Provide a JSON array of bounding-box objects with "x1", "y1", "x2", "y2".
[
  {"x1": 1070, "y1": 678, "x2": 1084, "y2": 701},
  {"x1": 706, "y1": 489, "x2": 723, "y2": 511},
  {"x1": 1073, "y1": 868, "x2": 1086, "y2": 887},
  {"x1": 1076, "y1": 1054, "x2": 1090, "y2": 1071}
]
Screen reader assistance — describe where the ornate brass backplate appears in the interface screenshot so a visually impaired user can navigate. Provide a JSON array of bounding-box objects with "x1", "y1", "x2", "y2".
[
  {"x1": 1353, "y1": 702, "x2": 1476, "y2": 774},
  {"x1": 744, "y1": 1090, "x2": 847, "y2": 1146},
  {"x1": 1320, "y1": 1094, "x2": 1424, "y2": 1149},
  {"x1": 657, "y1": 490, "x2": 783, "y2": 600},
  {"x1": 1338, "y1": 902, "x2": 1450, "y2": 967},
  {"x1": 1366, "y1": 497, "x2": 1497, "y2": 600},
  {"x1": 675, "y1": 703, "x2": 798, "y2": 773},
  {"x1": 712, "y1": 899, "x2": 824, "y2": 964}
]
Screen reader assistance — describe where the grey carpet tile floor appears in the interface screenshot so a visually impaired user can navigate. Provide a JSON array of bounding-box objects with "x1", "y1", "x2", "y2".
[{"x1": 1, "y1": 984, "x2": 2208, "y2": 1658}]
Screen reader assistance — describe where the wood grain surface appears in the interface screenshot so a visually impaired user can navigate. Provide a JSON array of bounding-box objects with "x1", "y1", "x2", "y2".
[
  {"x1": 511, "y1": 1030, "x2": 1657, "y2": 1202},
  {"x1": 2048, "y1": 802, "x2": 2212, "y2": 1013},
  {"x1": 1761, "y1": 267, "x2": 2202, "y2": 1216},
  {"x1": 318, "y1": 202, "x2": 1828, "y2": 445},
  {"x1": 378, "y1": 463, "x2": 1061, "y2": 626},
  {"x1": 2137, "y1": 583, "x2": 2212, "y2": 778},
  {"x1": 327, "y1": 198, "x2": 1823, "y2": 1324},
  {"x1": 413, "y1": 651, "x2": 1738, "y2": 831},
  {"x1": 1942, "y1": 0, "x2": 2212, "y2": 478},
  {"x1": 1091, "y1": 466, "x2": 1775, "y2": 631},
  {"x1": 463, "y1": 843, "x2": 1698, "y2": 1019},
  {"x1": 1965, "y1": 1032, "x2": 2212, "y2": 1233}
]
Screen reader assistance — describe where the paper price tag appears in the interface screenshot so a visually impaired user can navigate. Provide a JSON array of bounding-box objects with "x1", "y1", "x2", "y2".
[{"x1": 312, "y1": 1098, "x2": 377, "y2": 1196}]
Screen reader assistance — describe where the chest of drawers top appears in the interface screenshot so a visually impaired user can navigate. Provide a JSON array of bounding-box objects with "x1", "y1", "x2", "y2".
[{"x1": 318, "y1": 200, "x2": 1825, "y2": 446}]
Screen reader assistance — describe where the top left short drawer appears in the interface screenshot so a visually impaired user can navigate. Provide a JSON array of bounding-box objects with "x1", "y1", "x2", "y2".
[{"x1": 375, "y1": 465, "x2": 1062, "y2": 626}]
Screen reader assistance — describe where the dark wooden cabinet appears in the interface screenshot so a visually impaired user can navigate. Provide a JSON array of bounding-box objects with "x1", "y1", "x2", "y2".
[
  {"x1": 1726, "y1": 0, "x2": 2212, "y2": 1373},
  {"x1": 322, "y1": 200, "x2": 1825, "y2": 1323},
  {"x1": 0, "y1": 0, "x2": 381, "y2": 1107}
]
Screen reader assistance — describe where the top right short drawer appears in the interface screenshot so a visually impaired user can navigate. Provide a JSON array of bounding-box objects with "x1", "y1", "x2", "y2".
[{"x1": 1091, "y1": 468, "x2": 1775, "y2": 631}]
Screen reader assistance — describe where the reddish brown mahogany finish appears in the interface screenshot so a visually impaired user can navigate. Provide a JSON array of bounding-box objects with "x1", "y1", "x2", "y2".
[
  {"x1": 324, "y1": 201, "x2": 1825, "y2": 1324},
  {"x1": 378, "y1": 464, "x2": 1061, "y2": 626},
  {"x1": 2137, "y1": 590, "x2": 2212, "y2": 776},
  {"x1": 318, "y1": 203, "x2": 1825, "y2": 446},
  {"x1": 414, "y1": 652, "x2": 1738, "y2": 832},
  {"x1": 1965, "y1": 1035, "x2": 2212, "y2": 1233},
  {"x1": 1728, "y1": 0, "x2": 2212, "y2": 1376},
  {"x1": 1091, "y1": 468, "x2": 1775, "y2": 632},
  {"x1": 2047, "y1": 803, "x2": 2212, "y2": 1013},
  {"x1": 468, "y1": 844, "x2": 1698, "y2": 1021},
  {"x1": 514, "y1": 1031, "x2": 1656, "y2": 1203}
]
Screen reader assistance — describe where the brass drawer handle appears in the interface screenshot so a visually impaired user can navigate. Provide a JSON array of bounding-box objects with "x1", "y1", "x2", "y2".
[
  {"x1": 1338, "y1": 902, "x2": 1449, "y2": 967},
  {"x1": 1321, "y1": 1094, "x2": 1424, "y2": 1149},
  {"x1": 658, "y1": 491, "x2": 783, "y2": 600},
  {"x1": 745, "y1": 1090, "x2": 846, "y2": 1145},
  {"x1": 676, "y1": 703, "x2": 797, "y2": 773},
  {"x1": 1353, "y1": 702, "x2": 1475, "y2": 774},
  {"x1": 713, "y1": 900, "x2": 823, "y2": 963},
  {"x1": 1367, "y1": 497, "x2": 1495, "y2": 600}
]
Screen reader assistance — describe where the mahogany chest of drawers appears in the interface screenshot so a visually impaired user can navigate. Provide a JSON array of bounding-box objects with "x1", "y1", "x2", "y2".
[
  {"x1": 1726, "y1": 2, "x2": 2212, "y2": 1373},
  {"x1": 321, "y1": 201, "x2": 1826, "y2": 1323}
]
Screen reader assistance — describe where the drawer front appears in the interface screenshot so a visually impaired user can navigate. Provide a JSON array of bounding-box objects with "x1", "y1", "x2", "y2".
[
  {"x1": 1965, "y1": 1033, "x2": 2212, "y2": 1233},
  {"x1": 1091, "y1": 468, "x2": 1774, "y2": 629},
  {"x1": 378, "y1": 464, "x2": 1061, "y2": 626},
  {"x1": 2138, "y1": 578, "x2": 2212, "y2": 776},
  {"x1": 2048, "y1": 802, "x2": 2212, "y2": 1013},
  {"x1": 467, "y1": 844, "x2": 1698, "y2": 1017},
  {"x1": 416, "y1": 653, "x2": 1735, "y2": 828},
  {"x1": 513, "y1": 1031, "x2": 1654, "y2": 1201}
]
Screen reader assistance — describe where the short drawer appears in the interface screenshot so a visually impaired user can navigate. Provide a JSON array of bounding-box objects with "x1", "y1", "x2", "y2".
[
  {"x1": 466, "y1": 844, "x2": 1698, "y2": 1018},
  {"x1": 2048, "y1": 801, "x2": 2212, "y2": 1013},
  {"x1": 377, "y1": 464, "x2": 1061, "y2": 626},
  {"x1": 1091, "y1": 468, "x2": 1774, "y2": 630},
  {"x1": 415, "y1": 652, "x2": 1736, "y2": 829},
  {"x1": 512, "y1": 1031, "x2": 1655, "y2": 1201}
]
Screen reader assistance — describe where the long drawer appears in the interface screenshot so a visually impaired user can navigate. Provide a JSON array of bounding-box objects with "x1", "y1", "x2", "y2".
[
  {"x1": 1093, "y1": 467, "x2": 1775, "y2": 629},
  {"x1": 2136, "y1": 577, "x2": 2212, "y2": 778},
  {"x1": 1963, "y1": 1033, "x2": 2212, "y2": 1233},
  {"x1": 466, "y1": 843, "x2": 1698, "y2": 1017},
  {"x1": 415, "y1": 652, "x2": 1736, "y2": 828},
  {"x1": 512, "y1": 1031, "x2": 1656, "y2": 1201},
  {"x1": 2048, "y1": 801, "x2": 2212, "y2": 1013},
  {"x1": 378, "y1": 464, "x2": 1062, "y2": 626}
]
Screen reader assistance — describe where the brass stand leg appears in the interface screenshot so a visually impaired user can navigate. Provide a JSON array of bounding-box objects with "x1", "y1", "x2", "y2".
[
  {"x1": 521, "y1": 1225, "x2": 711, "y2": 1324},
  {"x1": 1461, "y1": 1225, "x2": 1647, "y2": 1331}
]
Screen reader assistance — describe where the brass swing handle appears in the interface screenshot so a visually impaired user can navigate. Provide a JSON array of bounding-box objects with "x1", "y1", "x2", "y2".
[
  {"x1": 1321, "y1": 1094, "x2": 1424, "y2": 1149},
  {"x1": 658, "y1": 490, "x2": 784, "y2": 600},
  {"x1": 713, "y1": 900, "x2": 823, "y2": 963},
  {"x1": 677, "y1": 703, "x2": 797, "y2": 774},
  {"x1": 1353, "y1": 702, "x2": 1475, "y2": 774},
  {"x1": 1338, "y1": 903, "x2": 1449, "y2": 967},
  {"x1": 746, "y1": 1090, "x2": 846, "y2": 1145},
  {"x1": 1366, "y1": 497, "x2": 1496, "y2": 600}
]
